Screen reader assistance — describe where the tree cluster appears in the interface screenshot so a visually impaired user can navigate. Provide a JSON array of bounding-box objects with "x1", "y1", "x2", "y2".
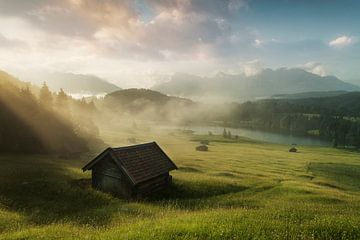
[
  {"x1": 0, "y1": 81, "x2": 101, "y2": 155},
  {"x1": 224, "y1": 99, "x2": 360, "y2": 148}
]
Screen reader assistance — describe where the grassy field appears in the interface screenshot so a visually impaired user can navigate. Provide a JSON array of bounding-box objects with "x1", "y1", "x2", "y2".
[{"x1": 1, "y1": 126, "x2": 360, "y2": 239}]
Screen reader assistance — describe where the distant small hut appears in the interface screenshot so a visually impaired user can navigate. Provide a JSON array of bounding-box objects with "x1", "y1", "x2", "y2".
[
  {"x1": 196, "y1": 145, "x2": 208, "y2": 151},
  {"x1": 289, "y1": 146, "x2": 298, "y2": 153},
  {"x1": 289, "y1": 143, "x2": 298, "y2": 153},
  {"x1": 200, "y1": 140, "x2": 210, "y2": 145},
  {"x1": 82, "y1": 142, "x2": 177, "y2": 198}
]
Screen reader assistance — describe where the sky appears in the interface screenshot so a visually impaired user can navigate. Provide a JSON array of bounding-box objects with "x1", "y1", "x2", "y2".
[{"x1": 0, "y1": 0, "x2": 359, "y2": 88}]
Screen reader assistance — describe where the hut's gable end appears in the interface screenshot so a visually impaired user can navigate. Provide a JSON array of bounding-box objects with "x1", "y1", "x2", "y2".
[
  {"x1": 91, "y1": 154, "x2": 132, "y2": 197},
  {"x1": 92, "y1": 154, "x2": 121, "y2": 179}
]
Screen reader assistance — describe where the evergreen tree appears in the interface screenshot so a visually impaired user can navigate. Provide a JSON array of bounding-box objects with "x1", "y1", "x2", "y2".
[
  {"x1": 223, "y1": 128, "x2": 227, "y2": 138},
  {"x1": 56, "y1": 89, "x2": 68, "y2": 111},
  {"x1": 39, "y1": 82, "x2": 53, "y2": 108},
  {"x1": 332, "y1": 138, "x2": 338, "y2": 148}
]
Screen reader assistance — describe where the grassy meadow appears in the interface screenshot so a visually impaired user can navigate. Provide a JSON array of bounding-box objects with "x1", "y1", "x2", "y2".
[{"x1": 0, "y1": 125, "x2": 360, "y2": 239}]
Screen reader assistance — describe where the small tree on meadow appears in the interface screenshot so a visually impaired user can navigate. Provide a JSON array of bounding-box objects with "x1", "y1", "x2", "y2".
[{"x1": 223, "y1": 128, "x2": 227, "y2": 138}]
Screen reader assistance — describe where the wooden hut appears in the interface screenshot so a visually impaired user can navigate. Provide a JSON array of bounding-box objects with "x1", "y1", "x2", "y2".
[
  {"x1": 196, "y1": 145, "x2": 208, "y2": 151},
  {"x1": 82, "y1": 142, "x2": 177, "y2": 198},
  {"x1": 289, "y1": 147, "x2": 298, "y2": 153}
]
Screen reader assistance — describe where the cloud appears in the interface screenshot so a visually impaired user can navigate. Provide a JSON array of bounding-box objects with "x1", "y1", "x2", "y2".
[
  {"x1": 0, "y1": 0, "x2": 252, "y2": 62},
  {"x1": 0, "y1": 0, "x2": 138, "y2": 38},
  {"x1": 329, "y1": 35, "x2": 353, "y2": 47},
  {"x1": 253, "y1": 39, "x2": 263, "y2": 47},
  {"x1": 301, "y1": 62, "x2": 327, "y2": 77}
]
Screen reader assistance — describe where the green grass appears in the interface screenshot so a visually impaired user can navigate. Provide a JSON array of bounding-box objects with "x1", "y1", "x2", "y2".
[{"x1": 1, "y1": 127, "x2": 360, "y2": 239}]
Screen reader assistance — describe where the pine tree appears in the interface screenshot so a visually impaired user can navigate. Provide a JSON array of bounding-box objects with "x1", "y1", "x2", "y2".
[
  {"x1": 56, "y1": 88, "x2": 68, "y2": 109},
  {"x1": 39, "y1": 82, "x2": 53, "y2": 108},
  {"x1": 223, "y1": 128, "x2": 228, "y2": 138}
]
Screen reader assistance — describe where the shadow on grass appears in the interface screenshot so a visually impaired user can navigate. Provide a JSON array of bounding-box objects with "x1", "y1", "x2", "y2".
[
  {"x1": 151, "y1": 179, "x2": 248, "y2": 200},
  {"x1": 0, "y1": 168, "x2": 112, "y2": 227},
  {"x1": 308, "y1": 162, "x2": 360, "y2": 190},
  {"x1": 141, "y1": 178, "x2": 250, "y2": 210}
]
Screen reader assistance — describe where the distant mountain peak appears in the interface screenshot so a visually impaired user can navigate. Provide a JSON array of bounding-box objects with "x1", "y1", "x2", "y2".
[
  {"x1": 19, "y1": 72, "x2": 121, "y2": 96},
  {"x1": 152, "y1": 68, "x2": 360, "y2": 103}
]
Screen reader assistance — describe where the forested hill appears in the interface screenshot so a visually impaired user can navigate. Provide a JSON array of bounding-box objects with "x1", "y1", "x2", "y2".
[
  {"x1": 225, "y1": 92, "x2": 360, "y2": 148},
  {"x1": 0, "y1": 70, "x2": 39, "y2": 93},
  {"x1": 99, "y1": 88, "x2": 197, "y2": 123},
  {"x1": 266, "y1": 92, "x2": 360, "y2": 117},
  {"x1": 271, "y1": 91, "x2": 349, "y2": 99},
  {"x1": 0, "y1": 72, "x2": 102, "y2": 155},
  {"x1": 104, "y1": 88, "x2": 193, "y2": 106}
]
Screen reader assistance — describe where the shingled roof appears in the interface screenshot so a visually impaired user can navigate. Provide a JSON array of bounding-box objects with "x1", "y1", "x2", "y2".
[{"x1": 82, "y1": 142, "x2": 177, "y2": 185}]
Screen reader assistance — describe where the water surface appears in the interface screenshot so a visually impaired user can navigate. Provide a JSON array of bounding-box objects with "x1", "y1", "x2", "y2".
[{"x1": 177, "y1": 126, "x2": 331, "y2": 146}]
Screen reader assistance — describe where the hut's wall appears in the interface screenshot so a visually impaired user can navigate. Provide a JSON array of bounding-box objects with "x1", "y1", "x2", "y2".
[
  {"x1": 134, "y1": 173, "x2": 171, "y2": 197},
  {"x1": 92, "y1": 155, "x2": 132, "y2": 197}
]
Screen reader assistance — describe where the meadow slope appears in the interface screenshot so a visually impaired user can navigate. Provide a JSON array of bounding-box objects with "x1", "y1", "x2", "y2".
[{"x1": 0, "y1": 127, "x2": 360, "y2": 239}]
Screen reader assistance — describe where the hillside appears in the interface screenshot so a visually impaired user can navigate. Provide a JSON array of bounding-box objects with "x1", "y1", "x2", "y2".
[
  {"x1": 0, "y1": 70, "x2": 39, "y2": 93},
  {"x1": 99, "y1": 88, "x2": 197, "y2": 124},
  {"x1": 0, "y1": 70, "x2": 106, "y2": 155},
  {"x1": 271, "y1": 91, "x2": 349, "y2": 99},
  {"x1": 152, "y1": 68, "x2": 360, "y2": 102},
  {"x1": 286, "y1": 91, "x2": 360, "y2": 116},
  {"x1": 102, "y1": 88, "x2": 193, "y2": 111},
  {"x1": 0, "y1": 73, "x2": 89, "y2": 154},
  {"x1": 104, "y1": 88, "x2": 193, "y2": 105},
  {"x1": 253, "y1": 91, "x2": 360, "y2": 117}
]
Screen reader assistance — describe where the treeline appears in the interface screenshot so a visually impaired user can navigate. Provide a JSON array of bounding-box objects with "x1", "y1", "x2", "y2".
[
  {"x1": 0, "y1": 80, "x2": 102, "y2": 155},
  {"x1": 224, "y1": 98, "x2": 360, "y2": 148}
]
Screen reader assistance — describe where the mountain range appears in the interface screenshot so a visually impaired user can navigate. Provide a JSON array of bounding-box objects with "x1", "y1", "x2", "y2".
[
  {"x1": 19, "y1": 72, "x2": 121, "y2": 96},
  {"x1": 152, "y1": 68, "x2": 360, "y2": 102}
]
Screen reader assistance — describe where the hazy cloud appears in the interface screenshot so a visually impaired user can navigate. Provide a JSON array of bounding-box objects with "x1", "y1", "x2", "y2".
[
  {"x1": 329, "y1": 35, "x2": 354, "y2": 47},
  {"x1": 301, "y1": 62, "x2": 327, "y2": 77}
]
